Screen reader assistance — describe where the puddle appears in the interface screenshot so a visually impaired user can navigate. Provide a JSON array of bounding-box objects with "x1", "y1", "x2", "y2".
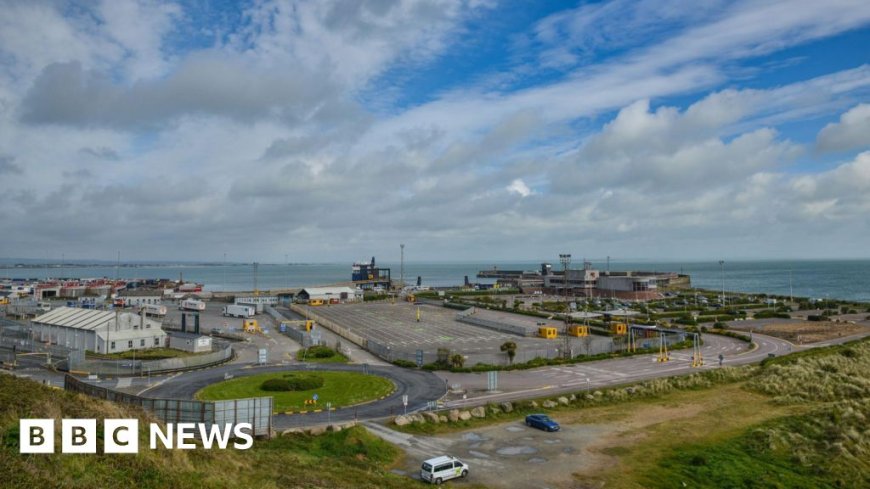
[
  {"x1": 468, "y1": 450, "x2": 490, "y2": 458},
  {"x1": 462, "y1": 433, "x2": 485, "y2": 442},
  {"x1": 528, "y1": 457, "x2": 548, "y2": 464},
  {"x1": 505, "y1": 426, "x2": 524, "y2": 433},
  {"x1": 496, "y1": 446, "x2": 538, "y2": 456},
  {"x1": 543, "y1": 439, "x2": 562, "y2": 445},
  {"x1": 562, "y1": 447, "x2": 576, "y2": 454},
  {"x1": 469, "y1": 442, "x2": 481, "y2": 449}
]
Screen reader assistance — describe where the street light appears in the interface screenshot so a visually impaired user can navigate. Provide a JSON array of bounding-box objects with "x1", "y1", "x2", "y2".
[{"x1": 559, "y1": 254, "x2": 572, "y2": 359}]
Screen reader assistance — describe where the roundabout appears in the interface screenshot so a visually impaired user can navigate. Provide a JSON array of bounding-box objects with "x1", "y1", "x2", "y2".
[
  {"x1": 141, "y1": 362, "x2": 447, "y2": 429},
  {"x1": 195, "y1": 370, "x2": 396, "y2": 413}
]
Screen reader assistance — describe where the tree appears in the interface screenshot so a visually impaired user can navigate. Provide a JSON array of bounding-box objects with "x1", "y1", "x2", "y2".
[
  {"x1": 450, "y1": 354, "x2": 465, "y2": 369},
  {"x1": 437, "y1": 348, "x2": 450, "y2": 365},
  {"x1": 500, "y1": 341, "x2": 517, "y2": 364}
]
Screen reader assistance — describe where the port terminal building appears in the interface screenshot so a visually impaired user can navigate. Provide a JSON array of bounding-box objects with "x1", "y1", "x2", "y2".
[{"x1": 479, "y1": 262, "x2": 689, "y2": 300}]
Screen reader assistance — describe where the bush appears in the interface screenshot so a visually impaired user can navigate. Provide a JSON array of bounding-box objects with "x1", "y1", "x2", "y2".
[
  {"x1": 261, "y1": 378, "x2": 293, "y2": 391},
  {"x1": 262, "y1": 373, "x2": 325, "y2": 391},
  {"x1": 807, "y1": 315, "x2": 829, "y2": 322},
  {"x1": 307, "y1": 345, "x2": 337, "y2": 358},
  {"x1": 392, "y1": 359, "x2": 417, "y2": 368},
  {"x1": 754, "y1": 310, "x2": 791, "y2": 319}
]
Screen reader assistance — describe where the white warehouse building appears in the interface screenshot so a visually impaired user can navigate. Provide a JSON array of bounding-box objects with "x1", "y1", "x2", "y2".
[
  {"x1": 295, "y1": 287, "x2": 362, "y2": 303},
  {"x1": 31, "y1": 307, "x2": 167, "y2": 354}
]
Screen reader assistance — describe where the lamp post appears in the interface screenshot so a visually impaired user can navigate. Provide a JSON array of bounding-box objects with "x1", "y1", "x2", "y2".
[{"x1": 559, "y1": 254, "x2": 571, "y2": 359}]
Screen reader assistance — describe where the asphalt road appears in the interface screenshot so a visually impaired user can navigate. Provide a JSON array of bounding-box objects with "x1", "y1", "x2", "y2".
[
  {"x1": 437, "y1": 332, "x2": 798, "y2": 409},
  {"x1": 138, "y1": 362, "x2": 446, "y2": 430},
  {"x1": 5, "y1": 322, "x2": 868, "y2": 429}
]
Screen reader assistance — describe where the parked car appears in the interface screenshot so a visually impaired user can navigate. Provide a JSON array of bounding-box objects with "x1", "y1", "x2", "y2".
[
  {"x1": 525, "y1": 414, "x2": 560, "y2": 432},
  {"x1": 420, "y1": 455, "x2": 469, "y2": 485}
]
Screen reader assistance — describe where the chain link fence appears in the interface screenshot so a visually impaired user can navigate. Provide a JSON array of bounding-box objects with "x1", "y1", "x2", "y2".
[
  {"x1": 272, "y1": 303, "x2": 686, "y2": 368},
  {"x1": 2, "y1": 317, "x2": 233, "y2": 375}
]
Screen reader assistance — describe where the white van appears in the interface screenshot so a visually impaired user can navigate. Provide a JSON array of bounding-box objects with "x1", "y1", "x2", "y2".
[{"x1": 420, "y1": 455, "x2": 469, "y2": 484}]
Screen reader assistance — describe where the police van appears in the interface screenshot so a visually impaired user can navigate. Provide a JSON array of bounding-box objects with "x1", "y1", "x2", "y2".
[{"x1": 420, "y1": 455, "x2": 469, "y2": 484}]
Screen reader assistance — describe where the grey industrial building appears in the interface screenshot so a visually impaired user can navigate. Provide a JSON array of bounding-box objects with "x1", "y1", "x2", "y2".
[
  {"x1": 31, "y1": 307, "x2": 167, "y2": 354},
  {"x1": 117, "y1": 289, "x2": 165, "y2": 307},
  {"x1": 168, "y1": 331, "x2": 213, "y2": 353}
]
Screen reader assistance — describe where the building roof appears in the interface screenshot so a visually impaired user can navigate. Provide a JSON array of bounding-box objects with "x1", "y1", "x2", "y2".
[
  {"x1": 33, "y1": 307, "x2": 163, "y2": 331},
  {"x1": 33, "y1": 307, "x2": 116, "y2": 330}
]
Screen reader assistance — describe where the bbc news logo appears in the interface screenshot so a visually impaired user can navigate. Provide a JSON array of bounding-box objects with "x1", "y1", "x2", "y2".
[{"x1": 19, "y1": 419, "x2": 254, "y2": 454}]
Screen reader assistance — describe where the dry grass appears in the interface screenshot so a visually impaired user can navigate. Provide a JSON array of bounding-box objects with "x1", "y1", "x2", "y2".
[
  {"x1": 731, "y1": 320, "x2": 869, "y2": 344},
  {"x1": 569, "y1": 383, "x2": 803, "y2": 488},
  {"x1": 0, "y1": 374, "x2": 413, "y2": 489}
]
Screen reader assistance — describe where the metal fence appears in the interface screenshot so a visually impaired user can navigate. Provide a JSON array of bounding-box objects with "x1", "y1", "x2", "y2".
[
  {"x1": 1, "y1": 318, "x2": 75, "y2": 368},
  {"x1": 267, "y1": 306, "x2": 316, "y2": 348},
  {"x1": 64, "y1": 374, "x2": 273, "y2": 437},
  {"x1": 1, "y1": 317, "x2": 234, "y2": 375},
  {"x1": 275, "y1": 303, "x2": 685, "y2": 367},
  {"x1": 288, "y1": 304, "x2": 368, "y2": 347},
  {"x1": 456, "y1": 313, "x2": 532, "y2": 337},
  {"x1": 67, "y1": 342, "x2": 234, "y2": 376}
]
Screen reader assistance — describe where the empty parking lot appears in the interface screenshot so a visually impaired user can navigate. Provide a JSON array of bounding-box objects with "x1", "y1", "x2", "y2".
[{"x1": 305, "y1": 302, "x2": 610, "y2": 363}]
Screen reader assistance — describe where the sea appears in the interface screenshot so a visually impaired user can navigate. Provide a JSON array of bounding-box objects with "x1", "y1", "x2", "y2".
[{"x1": 1, "y1": 260, "x2": 869, "y2": 302}]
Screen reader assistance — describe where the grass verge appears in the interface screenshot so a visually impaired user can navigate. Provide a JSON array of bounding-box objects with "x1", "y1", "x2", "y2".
[
  {"x1": 195, "y1": 371, "x2": 394, "y2": 412},
  {"x1": 0, "y1": 373, "x2": 416, "y2": 489},
  {"x1": 295, "y1": 346, "x2": 349, "y2": 364},
  {"x1": 86, "y1": 348, "x2": 208, "y2": 360}
]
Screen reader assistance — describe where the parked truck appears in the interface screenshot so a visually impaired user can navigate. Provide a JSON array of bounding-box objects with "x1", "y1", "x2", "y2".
[
  {"x1": 179, "y1": 299, "x2": 206, "y2": 311},
  {"x1": 142, "y1": 304, "x2": 168, "y2": 316},
  {"x1": 223, "y1": 304, "x2": 255, "y2": 318}
]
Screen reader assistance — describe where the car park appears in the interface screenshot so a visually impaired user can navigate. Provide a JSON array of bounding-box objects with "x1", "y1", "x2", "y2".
[
  {"x1": 420, "y1": 455, "x2": 469, "y2": 485},
  {"x1": 525, "y1": 414, "x2": 560, "y2": 432}
]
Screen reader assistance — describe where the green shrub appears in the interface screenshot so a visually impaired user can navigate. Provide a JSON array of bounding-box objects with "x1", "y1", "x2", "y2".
[
  {"x1": 392, "y1": 359, "x2": 417, "y2": 368},
  {"x1": 261, "y1": 378, "x2": 293, "y2": 391},
  {"x1": 261, "y1": 373, "x2": 324, "y2": 391},
  {"x1": 754, "y1": 310, "x2": 791, "y2": 319},
  {"x1": 307, "y1": 345, "x2": 337, "y2": 358}
]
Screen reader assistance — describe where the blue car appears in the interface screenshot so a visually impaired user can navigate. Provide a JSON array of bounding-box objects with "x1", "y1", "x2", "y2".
[{"x1": 525, "y1": 414, "x2": 560, "y2": 432}]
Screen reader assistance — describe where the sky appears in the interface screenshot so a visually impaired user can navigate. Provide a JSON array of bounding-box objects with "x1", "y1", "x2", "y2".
[{"x1": 0, "y1": 0, "x2": 869, "y2": 264}]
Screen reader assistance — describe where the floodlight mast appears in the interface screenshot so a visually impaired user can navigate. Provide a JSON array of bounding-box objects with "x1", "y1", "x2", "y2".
[{"x1": 560, "y1": 254, "x2": 572, "y2": 359}]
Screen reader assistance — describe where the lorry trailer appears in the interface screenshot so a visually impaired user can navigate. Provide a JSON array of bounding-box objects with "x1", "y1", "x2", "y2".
[
  {"x1": 179, "y1": 299, "x2": 206, "y2": 311},
  {"x1": 223, "y1": 304, "x2": 255, "y2": 318}
]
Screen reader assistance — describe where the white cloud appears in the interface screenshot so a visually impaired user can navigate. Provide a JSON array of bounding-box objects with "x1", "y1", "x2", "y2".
[
  {"x1": 0, "y1": 1, "x2": 869, "y2": 261},
  {"x1": 506, "y1": 179, "x2": 532, "y2": 197},
  {"x1": 817, "y1": 103, "x2": 870, "y2": 152}
]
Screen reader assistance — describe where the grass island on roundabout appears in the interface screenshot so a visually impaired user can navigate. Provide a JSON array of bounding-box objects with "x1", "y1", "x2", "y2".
[{"x1": 195, "y1": 370, "x2": 396, "y2": 413}]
